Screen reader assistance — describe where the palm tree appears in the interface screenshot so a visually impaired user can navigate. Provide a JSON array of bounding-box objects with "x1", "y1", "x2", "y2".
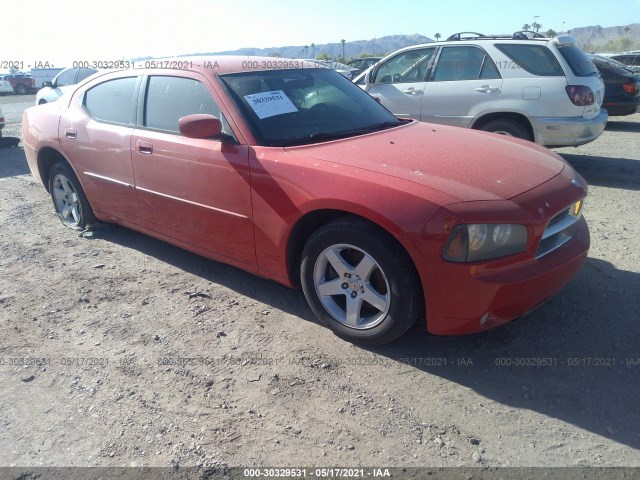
[
  {"x1": 341, "y1": 39, "x2": 346, "y2": 62},
  {"x1": 522, "y1": 24, "x2": 531, "y2": 31},
  {"x1": 311, "y1": 43, "x2": 316, "y2": 58},
  {"x1": 532, "y1": 22, "x2": 542, "y2": 33},
  {"x1": 434, "y1": 33, "x2": 441, "y2": 42},
  {"x1": 304, "y1": 45, "x2": 309, "y2": 57}
]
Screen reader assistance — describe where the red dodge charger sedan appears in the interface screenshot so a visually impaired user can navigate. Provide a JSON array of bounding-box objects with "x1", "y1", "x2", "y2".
[{"x1": 22, "y1": 56, "x2": 589, "y2": 345}]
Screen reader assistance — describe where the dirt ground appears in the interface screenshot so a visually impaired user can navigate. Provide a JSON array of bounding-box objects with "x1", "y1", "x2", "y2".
[{"x1": 0, "y1": 95, "x2": 639, "y2": 473}]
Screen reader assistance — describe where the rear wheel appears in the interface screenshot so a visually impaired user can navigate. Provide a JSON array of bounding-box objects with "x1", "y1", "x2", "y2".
[
  {"x1": 48, "y1": 163, "x2": 96, "y2": 230},
  {"x1": 480, "y1": 119, "x2": 532, "y2": 141},
  {"x1": 15, "y1": 84, "x2": 27, "y2": 95},
  {"x1": 301, "y1": 218, "x2": 422, "y2": 345}
]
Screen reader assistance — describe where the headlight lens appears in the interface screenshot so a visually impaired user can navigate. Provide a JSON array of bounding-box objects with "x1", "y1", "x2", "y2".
[{"x1": 443, "y1": 224, "x2": 528, "y2": 262}]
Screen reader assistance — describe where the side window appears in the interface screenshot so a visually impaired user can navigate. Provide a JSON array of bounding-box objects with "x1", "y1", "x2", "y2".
[
  {"x1": 84, "y1": 77, "x2": 137, "y2": 125},
  {"x1": 56, "y1": 69, "x2": 77, "y2": 87},
  {"x1": 374, "y1": 48, "x2": 435, "y2": 84},
  {"x1": 494, "y1": 44, "x2": 564, "y2": 76},
  {"x1": 77, "y1": 68, "x2": 97, "y2": 83},
  {"x1": 433, "y1": 46, "x2": 496, "y2": 81},
  {"x1": 144, "y1": 76, "x2": 235, "y2": 139}
]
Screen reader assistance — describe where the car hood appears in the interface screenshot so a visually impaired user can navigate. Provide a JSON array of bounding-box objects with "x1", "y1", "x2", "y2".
[{"x1": 285, "y1": 121, "x2": 566, "y2": 203}]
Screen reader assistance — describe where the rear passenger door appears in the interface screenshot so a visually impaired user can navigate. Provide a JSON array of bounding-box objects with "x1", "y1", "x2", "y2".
[
  {"x1": 421, "y1": 45, "x2": 503, "y2": 127},
  {"x1": 131, "y1": 73, "x2": 255, "y2": 267}
]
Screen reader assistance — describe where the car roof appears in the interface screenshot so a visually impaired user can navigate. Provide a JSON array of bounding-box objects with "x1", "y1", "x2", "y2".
[{"x1": 130, "y1": 56, "x2": 322, "y2": 75}]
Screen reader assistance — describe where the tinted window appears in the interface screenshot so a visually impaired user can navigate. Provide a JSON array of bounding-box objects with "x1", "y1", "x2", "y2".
[
  {"x1": 433, "y1": 46, "x2": 499, "y2": 81},
  {"x1": 84, "y1": 77, "x2": 137, "y2": 125},
  {"x1": 374, "y1": 48, "x2": 435, "y2": 83},
  {"x1": 144, "y1": 76, "x2": 223, "y2": 134},
  {"x1": 78, "y1": 68, "x2": 97, "y2": 82},
  {"x1": 557, "y1": 45, "x2": 598, "y2": 77},
  {"x1": 56, "y1": 68, "x2": 77, "y2": 87},
  {"x1": 495, "y1": 44, "x2": 564, "y2": 76}
]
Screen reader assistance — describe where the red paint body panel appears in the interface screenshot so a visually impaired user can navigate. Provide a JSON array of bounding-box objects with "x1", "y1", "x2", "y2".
[{"x1": 21, "y1": 57, "x2": 591, "y2": 337}]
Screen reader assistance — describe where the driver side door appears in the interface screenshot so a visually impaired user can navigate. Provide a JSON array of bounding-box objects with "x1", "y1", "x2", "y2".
[{"x1": 363, "y1": 47, "x2": 437, "y2": 120}]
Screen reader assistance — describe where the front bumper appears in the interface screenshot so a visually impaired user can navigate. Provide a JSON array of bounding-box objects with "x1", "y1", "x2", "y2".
[
  {"x1": 531, "y1": 110, "x2": 608, "y2": 147},
  {"x1": 414, "y1": 167, "x2": 590, "y2": 335}
]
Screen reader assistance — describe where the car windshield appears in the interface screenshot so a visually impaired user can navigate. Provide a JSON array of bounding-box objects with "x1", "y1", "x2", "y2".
[
  {"x1": 219, "y1": 68, "x2": 401, "y2": 147},
  {"x1": 558, "y1": 44, "x2": 599, "y2": 77}
]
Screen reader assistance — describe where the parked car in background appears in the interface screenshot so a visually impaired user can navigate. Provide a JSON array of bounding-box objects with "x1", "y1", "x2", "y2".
[
  {"x1": 0, "y1": 78, "x2": 13, "y2": 95},
  {"x1": 347, "y1": 57, "x2": 382, "y2": 76},
  {"x1": 23, "y1": 56, "x2": 589, "y2": 345},
  {"x1": 589, "y1": 54, "x2": 640, "y2": 116},
  {"x1": 304, "y1": 60, "x2": 356, "y2": 79},
  {"x1": 354, "y1": 31, "x2": 607, "y2": 147},
  {"x1": 610, "y1": 51, "x2": 640, "y2": 71},
  {"x1": 36, "y1": 67, "x2": 97, "y2": 104},
  {"x1": 31, "y1": 67, "x2": 64, "y2": 88},
  {"x1": 0, "y1": 73, "x2": 36, "y2": 94}
]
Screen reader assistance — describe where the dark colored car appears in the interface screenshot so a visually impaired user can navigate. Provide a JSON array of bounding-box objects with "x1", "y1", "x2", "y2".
[
  {"x1": 590, "y1": 55, "x2": 640, "y2": 116},
  {"x1": 347, "y1": 57, "x2": 382, "y2": 76},
  {"x1": 0, "y1": 73, "x2": 36, "y2": 94},
  {"x1": 609, "y1": 52, "x2": 640, "y2": 71}
]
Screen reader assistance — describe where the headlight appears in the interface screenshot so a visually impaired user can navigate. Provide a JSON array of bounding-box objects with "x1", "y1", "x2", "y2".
[{"x1": 443, "y1": 224, "x2": 528, "y2": 263}]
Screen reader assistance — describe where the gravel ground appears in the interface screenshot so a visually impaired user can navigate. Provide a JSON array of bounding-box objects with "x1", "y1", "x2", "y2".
[{"x1": 0, "y1": 95, "x2": 639, "y2": 474}]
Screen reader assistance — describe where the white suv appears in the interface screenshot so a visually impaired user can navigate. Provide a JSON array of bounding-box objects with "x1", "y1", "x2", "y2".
[{"x1": 354, "y1": 31, "x2": 607, "y2": 147}]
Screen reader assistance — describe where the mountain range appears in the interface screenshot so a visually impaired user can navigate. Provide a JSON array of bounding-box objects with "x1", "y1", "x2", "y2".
[{"x1": 139, "y1": 23, "x2": 640, "y2": 63}]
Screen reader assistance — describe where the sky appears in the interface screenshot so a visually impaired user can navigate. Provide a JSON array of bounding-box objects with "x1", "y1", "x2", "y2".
[{"x1": 3, "y1": 0, "x2": 639, "y2": 70}]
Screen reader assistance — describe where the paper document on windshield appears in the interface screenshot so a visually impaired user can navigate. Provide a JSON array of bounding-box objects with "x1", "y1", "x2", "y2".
[{"x1": 244, "y1": 91, "x2": 298, "y2": 119}]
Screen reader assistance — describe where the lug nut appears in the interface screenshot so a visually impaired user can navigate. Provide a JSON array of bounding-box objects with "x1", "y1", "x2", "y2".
[
  {"x1": 351, "y1": 292, "x2": 357, "y2": 298},
  {"x1": 344, "y1": 273, "x2": 351, "y2": 278},
  {"x1": 341, "y1": 283, "x2": 348, "y2": 289}
]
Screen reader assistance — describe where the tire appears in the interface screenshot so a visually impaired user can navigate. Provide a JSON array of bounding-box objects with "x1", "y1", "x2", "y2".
[
  {"x1": 48, "y1": 162, "x2": 96, "y2": 230},
  {"x1": 38, "y1": 99, "x2": 47, "y2": 105},
  {"x1": 480, "y1": 119, "x2": 532, "y2": 141},
  {"x1": 15, "y1": 84, "x2": 27, "y2": 95},
  {"x1": 300, "y1": 217, "x2": 422, "y2": 345}
]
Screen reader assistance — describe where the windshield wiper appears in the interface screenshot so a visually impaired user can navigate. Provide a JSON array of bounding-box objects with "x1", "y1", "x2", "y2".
[{"x1": 272, "y1": 121, "x2": 400, "y2": 147}]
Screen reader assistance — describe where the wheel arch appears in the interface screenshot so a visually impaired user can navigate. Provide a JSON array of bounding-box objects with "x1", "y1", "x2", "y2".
[
  {"x1": 37, "y1": 147, "x2": 75, "y2": 193},
  {"x1": 471, "y1": 111, "x2": 535, "y2": 140},
  {"x1": 285, "y1": 209, "x2": 424, "y2": 304}
]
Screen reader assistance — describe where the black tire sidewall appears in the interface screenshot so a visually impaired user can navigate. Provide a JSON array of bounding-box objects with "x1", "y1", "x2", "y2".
[
  {"x1": 48, "y1": 163, "x2": 95, "y2": 230},
  {"x1": 301, "y1": 219, "x2": 420, "y2": 345},
  {"x1": 481, "y1": 119, "x2": 531, "y2": 141}
]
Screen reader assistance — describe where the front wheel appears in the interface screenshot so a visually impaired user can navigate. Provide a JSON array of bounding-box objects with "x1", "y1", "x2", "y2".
[
  {"x1": 301, "y1": 218, "x2": 422, "y2": 345},
  {"x1": 480, "y1": 119, "x2": 532, "y2": 141},
  {"x1": 48, "y1": 163, "x2": 96, "y2": 230},
  {"x1": 15, "y1": 84, "x2": 27, "y2": 95}
]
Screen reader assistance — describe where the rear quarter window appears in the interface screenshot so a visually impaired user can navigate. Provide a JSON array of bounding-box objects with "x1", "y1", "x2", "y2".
[
  {"x1": 494, "y1": 44, "x2": 564, "y2": 76},
  {"x1": 557, "y1": 45, "x2": 598, "y2": 77},
  {"x1": 84, "y1": 77, "x2": 137, "y2": 125}
]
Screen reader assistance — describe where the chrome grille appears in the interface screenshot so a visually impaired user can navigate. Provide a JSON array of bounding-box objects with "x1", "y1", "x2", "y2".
[{"x1": 536, "y1": 206, "x2": 580, "y2": 259}]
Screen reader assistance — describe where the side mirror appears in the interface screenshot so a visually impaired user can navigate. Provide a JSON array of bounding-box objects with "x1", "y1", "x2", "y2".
[
  {"x1": 178, "y1": 114, "x2": 223, "y2": 139},
  {"x1": 42, "y1": 81, "x2": 53, "y2": 88}
]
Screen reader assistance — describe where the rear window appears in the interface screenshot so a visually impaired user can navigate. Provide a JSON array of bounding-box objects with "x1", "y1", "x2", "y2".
[
  {"x1": 494, "y1": 44, "x2": 564, "y2": 76},
  {"x1": 557, "y1": 45, "x2": 598, "y2": 77}
]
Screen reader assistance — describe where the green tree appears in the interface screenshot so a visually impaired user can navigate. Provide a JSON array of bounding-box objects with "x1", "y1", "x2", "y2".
[
  {"x1": 624, "y1": 26, "x2": 631, "y2": 35},
  {"x1": 434, "y1": 33, "x2": 441, "y2": 42},
  {"x1": 317, "y1": 52, "x2": 331, "y2": 61},
  {"x1": 522, "y1": 24, "x2": 531, "y2": 31},
  {"x1": 545, "y1": 29, "x2": 557, "y2": 38},
  {"x1": 270, "y1": 52, "x2": 282, "y2": 57},
  {"x1": 532, "y1": 22, "x2": 542, "y2": 33},
  {"x1": 311, "y1": 43, "x2": 316, "y2": 58},
  {"x1": 341, "y1": 39, "x2": 346, "y2": 62}
]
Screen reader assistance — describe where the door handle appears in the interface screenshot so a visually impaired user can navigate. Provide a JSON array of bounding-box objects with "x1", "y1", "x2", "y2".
[
  {"x1": 64, "y1": 128, "x2": 77, "y2": 139},
  {"x1": 402, "y1": 88, "x2": 423, "y2": 95},
  {"x1": 136, "y1": 140, "x2": 153, "y2": 155},
  {"x1": 474, "y1": 85, "x2": 500, "y2": 93}
]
